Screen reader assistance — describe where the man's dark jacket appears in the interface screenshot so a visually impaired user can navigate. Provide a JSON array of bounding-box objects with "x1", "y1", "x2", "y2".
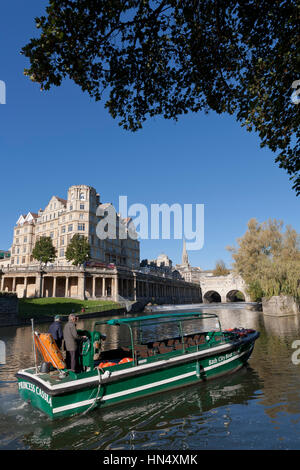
[{"x1": 48, "y1": 321, "x2": 63, "y2": 346}]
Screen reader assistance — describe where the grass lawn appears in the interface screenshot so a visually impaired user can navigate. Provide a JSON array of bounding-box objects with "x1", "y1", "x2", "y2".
[{"x1": 19, "y1": 297, "x2": 122, "y2": 319}]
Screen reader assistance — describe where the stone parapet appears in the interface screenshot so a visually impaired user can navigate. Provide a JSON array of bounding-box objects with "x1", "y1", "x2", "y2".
[{"x1": 262, "y1": 295, "x2": 300, "y2": 316}]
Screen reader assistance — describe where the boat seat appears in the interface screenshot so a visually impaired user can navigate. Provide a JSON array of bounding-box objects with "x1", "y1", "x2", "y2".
[
  {"x1": 134, "y1": 345, "x2": 149, "y2": 359},
  {"x1": 195, "y1": 334, "x2": 206, "y2": 345},
  {"x1": 174, "y1": 340, "x2": 182, "y2": 350},
  {"x1": 158, "y1": 345, "x2": 173, "y2": 354}
]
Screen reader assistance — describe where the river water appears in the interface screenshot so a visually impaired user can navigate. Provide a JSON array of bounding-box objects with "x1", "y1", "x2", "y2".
[{"x1": 1, "y1": 303, "x2": 300, "y2": 450}]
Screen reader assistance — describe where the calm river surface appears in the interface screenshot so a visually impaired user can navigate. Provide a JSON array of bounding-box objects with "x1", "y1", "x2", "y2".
[{"x1": 1, "y1": 303, "x2": 300, "y2": 450}]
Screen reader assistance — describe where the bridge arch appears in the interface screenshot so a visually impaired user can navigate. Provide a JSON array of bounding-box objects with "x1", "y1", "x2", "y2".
[
  {"x1": 226, "y1": 290, "x2": 245, "y2": 302},
  {"x1": 203, "y1": 290, "x2": 222, "y2": 303}
]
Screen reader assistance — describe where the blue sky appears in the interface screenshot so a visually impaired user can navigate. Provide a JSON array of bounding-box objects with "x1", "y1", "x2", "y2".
[{"x1": 0, "y1": 1, "x2": 299, "y2": 270}]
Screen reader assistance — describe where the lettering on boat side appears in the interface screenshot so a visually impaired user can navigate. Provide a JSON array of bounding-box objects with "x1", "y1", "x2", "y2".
[
  {"x1": 18, "y1": 381, "x2": 52, "y2": 406},
  {"x1": 208, "y1": 351, "x2": 235, "y2": 366},
  {"x1": 102, "y1": 453, "x2": 198, "y2": 466}
]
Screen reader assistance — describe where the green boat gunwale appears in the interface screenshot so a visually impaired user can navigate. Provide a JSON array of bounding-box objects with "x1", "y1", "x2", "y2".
[
  {"x1": 16, "y1": 332, "x2": 258, "y2": 397},
  {"x1": 16, "y1": 311, "x2": 260, "y2": 417}
]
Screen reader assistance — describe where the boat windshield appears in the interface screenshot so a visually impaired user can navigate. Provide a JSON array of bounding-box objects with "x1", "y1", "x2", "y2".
[{"x1": 94, "y1": 312, "x2": 222, "y2": 349}]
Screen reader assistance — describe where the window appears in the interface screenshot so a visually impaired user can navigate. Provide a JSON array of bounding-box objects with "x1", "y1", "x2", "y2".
[
  {"x1": 61, "y1": 237, "x2": 64, "y2": 245},
  {"x1": 80, "y1": 204, "x2": 85, "y2": 210},
  {"x1": 50, "y1": 232, "x2": 54, "y2": 239},
  {"x1": 79, "y1": 213, "x2": 84, "y2": 220},
  {"x1": 68, "y1": 224, "x2": 73, "y2": 232},
  {"x1": 78, "y1": 223, "x2": 85, "y2": 231},
  {"x1": 60, "y1": 248, "x2": 64, "y2": 257},
  {"x1": 61, "y1": 226, "x2": 66, "y2": 234},
  {"x1": 80, "y1": 192, "x2": 85, "y2": 200},
  {"x1": 23, "y1": 237, "x2": 27, "y2": 243},
  {"x1": 70, "y1": 205, "x2": 73, "y2": 211}
]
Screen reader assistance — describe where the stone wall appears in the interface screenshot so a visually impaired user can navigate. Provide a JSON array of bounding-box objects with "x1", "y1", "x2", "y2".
[
  {"x1": 0, "y1": 294, "x2": 19, "y2": 326},
  {"x1": 262, "y1": 295, "x2": 300, "y2": 317}
]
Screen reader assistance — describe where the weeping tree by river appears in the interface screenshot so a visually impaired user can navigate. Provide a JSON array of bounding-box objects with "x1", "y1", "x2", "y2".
[{"x1": 227, "y1": 218, "x2": 300, "y2": 302}]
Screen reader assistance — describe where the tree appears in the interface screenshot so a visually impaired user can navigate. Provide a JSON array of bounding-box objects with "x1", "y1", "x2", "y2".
[
  {"x1": 227, "y1": 218, "x2": 300, "y2": 300},
  {"x1": 22, "y1": 1, "x2": 299, "y2": 193},
  {"x1": 32, "y1": 236, "x2": 57, "y2": 265},
  {"x1": 212, "y1": 259, "x2": 230, "y2": 276},
  {"x1": 65, "y1": 234, "x2": 90, "y2": 266}
]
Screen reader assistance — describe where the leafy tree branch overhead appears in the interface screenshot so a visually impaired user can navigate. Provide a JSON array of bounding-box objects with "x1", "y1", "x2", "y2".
[{"x1": 22, "y1": 1, "x2": 300, "y2": 192}]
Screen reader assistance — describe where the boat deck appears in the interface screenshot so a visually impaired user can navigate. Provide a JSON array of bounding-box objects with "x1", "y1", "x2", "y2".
[{"x1": 20, "y1": 330, "x2": 238, "y2": 387}]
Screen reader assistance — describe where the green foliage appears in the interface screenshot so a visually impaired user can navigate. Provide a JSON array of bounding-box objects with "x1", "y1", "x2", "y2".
[
  {"x1": 65, "y1": 234, "x2": 90, "y2": 266},
  {"x1": 228, "y1": 218, "x2": 300, "y2": 300},
  {"x1": 212, "y1": 260, "x2": 230, "y2": 276},
  {"x1": 21, "y1": 1, "x2": 300, "y2": 193},
  {"x1": 32, "y1": 236, "x2": 56, "y2": 264},
  {"x1": 246, "y1": 280, "x2": 264, "y2": 302}
]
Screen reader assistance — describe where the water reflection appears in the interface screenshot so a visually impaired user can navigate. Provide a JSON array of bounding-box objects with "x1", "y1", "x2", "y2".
[
  {"x1": 16, "y1": 366, "x2": 262, "y2": 450},
  {"x1": 1, "y1": 304, "x2": 300, "y2": 449}
]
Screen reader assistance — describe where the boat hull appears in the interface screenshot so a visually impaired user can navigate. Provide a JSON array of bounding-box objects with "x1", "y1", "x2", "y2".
[{"x1": 16, "y1": 332, "x2": 258, "y2": 419}]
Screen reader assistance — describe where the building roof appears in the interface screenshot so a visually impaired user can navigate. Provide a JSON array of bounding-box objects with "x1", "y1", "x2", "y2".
[{"x1": 55, "y1": 196, "x2": 67, "y2": 206}]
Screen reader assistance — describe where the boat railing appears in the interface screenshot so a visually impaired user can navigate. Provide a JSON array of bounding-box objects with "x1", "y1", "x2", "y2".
[{"x1": 92, "y1": 313, "x2": 226, "y2": 367}]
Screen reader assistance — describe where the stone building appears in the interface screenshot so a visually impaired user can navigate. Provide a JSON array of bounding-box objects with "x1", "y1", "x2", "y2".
[
  {"x1": 8, "y1": 184, "x2": 140, "y2": 269},
  {"x1": 0, "y1": 185, "x2": 202, "y2": 304}
]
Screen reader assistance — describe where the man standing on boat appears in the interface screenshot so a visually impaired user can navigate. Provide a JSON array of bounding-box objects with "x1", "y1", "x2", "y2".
[
  {"x1": 48, "y1": 315, "x2": 63, "y2": 349},
  {"x1": 63, "y1": 314, "x2": 86, "y2": 372}
]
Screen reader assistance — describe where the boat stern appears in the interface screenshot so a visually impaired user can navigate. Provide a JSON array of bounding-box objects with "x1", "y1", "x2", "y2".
[{"x1": 16, "y1": 369, "x2": 55, "y2": 418}]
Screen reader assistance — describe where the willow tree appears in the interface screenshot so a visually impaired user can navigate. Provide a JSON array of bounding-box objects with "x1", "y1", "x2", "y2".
[
  {"x1": 212, "y1": 260, "x2": 230, "y2": 276},
  {"x1": 228, "y1": 218, "x2": 300, "y2": 301},
  {"x1": 21, "y1": 1, "x2": 300, "y2": 193}
]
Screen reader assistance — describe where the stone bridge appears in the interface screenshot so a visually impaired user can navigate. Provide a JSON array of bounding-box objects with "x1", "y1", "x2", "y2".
[{"x1": 199, "y1": 273, "x2": 251, "y2": 303}]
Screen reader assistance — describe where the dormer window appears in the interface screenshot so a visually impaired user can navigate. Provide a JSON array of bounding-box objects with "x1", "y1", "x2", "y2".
[{"x1": 80, "y1": 192, "x2": 85, "y2": 201}]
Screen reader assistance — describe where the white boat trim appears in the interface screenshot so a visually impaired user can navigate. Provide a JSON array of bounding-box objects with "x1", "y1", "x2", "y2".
[
  {"x1": 52, "y1": 348, "x2": 249, "y2": 415},
  {"x1": 18, "y1": 341, "x2": 234, "y2": 392}
]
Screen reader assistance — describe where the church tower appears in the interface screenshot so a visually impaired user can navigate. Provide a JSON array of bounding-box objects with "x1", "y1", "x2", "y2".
[{"x1": 181, "y1": 239, "x2": 190, "y2": 266}]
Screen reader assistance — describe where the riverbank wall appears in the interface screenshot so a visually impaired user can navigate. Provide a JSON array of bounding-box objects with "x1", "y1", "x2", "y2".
[
  {"x1": 262, "y1": 295, "x2": 300, "y2": 317},
  {"x1": 0, "y1": 294, "x2": 19, "y2": 327}
]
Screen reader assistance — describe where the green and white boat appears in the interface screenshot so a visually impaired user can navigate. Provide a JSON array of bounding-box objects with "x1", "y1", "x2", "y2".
[{"x1": 16, "y1": 312, "x2": 259, "y2": 419}]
